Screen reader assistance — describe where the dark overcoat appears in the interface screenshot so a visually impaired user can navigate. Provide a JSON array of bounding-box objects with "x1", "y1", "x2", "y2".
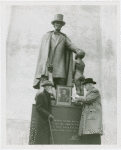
[{"x1": 29, "y1": 89, "x2": 51, "y2": 144}]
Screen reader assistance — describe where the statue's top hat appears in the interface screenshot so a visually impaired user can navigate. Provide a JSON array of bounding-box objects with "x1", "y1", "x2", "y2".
[
  {"x1": 51, "y1": 14, "x2": 65, "y2": 26},
  {"x1": 82, "y1": 78, "x2": 96, "y2": 85}
]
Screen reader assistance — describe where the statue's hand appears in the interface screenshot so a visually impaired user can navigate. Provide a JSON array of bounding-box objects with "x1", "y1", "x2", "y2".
[
  {"x1": 72, "y1": 79, "x2": 75, "y2": 83},
  {"x1": 48, "y1": 65, "x2": 54, "y2": 73}
]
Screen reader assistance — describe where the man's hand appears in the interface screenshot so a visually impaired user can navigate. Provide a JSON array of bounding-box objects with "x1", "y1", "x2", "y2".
[
  {"x1": 75, "y1": 96, "x2": 79, "y2": 103},
  {"x1": 48, "y1": 114, "x2": 54, "y2": 121},
  {"x1": 79, "y1": 96, "x2": 85, "y2": 102},
  {"x1": 48, "y1": 64, "x2": 54, "y2": 73},
  {"x1": 71, "y1": 96, "x2": 78, "y2": 103}
]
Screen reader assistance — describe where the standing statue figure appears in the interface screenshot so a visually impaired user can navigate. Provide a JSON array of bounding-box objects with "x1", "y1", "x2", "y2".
[
  {"x1": 33, "y1": 14, "x2": 85, "y2": 90},
  {"x1": 73, "y1": 50, "x2": 85, "y2": 96}
]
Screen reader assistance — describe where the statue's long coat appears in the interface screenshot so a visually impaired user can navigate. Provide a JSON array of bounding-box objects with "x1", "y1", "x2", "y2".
[{"x1": 33, "y1": 31, "x2": 74, "y2": 89}]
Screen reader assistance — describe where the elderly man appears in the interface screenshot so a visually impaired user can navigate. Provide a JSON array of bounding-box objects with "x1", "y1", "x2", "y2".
[
  {"x1": 33, "y1": 14, "x2": 85, "y2": 89},
  {"x1": 73, "y1": 78, "x2": 103, "y2": 145},
  {"x1": 30, "y1": 80, "x2": 54, "y2": 144}
]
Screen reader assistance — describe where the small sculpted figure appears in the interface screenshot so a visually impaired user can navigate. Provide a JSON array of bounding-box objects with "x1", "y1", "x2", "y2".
[{"x1": 74, "y1": 50, "x2": 85, "y2": 96}]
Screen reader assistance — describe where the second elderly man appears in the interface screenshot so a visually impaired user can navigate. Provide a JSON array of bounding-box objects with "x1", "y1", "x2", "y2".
[{"x1": 73, "y1": 78, "x2": 103, "y2": 144}]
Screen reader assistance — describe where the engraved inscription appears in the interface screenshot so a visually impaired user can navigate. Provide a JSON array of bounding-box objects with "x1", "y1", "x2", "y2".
[{"x1": 51, "y1": 119, "x2": 79, "y2": 132}]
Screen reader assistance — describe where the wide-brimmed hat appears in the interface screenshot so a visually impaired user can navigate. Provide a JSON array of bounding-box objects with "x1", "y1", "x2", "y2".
[
  {"x1": 51, "y1": 14, "x2": 65, "y2": 26},
  {"x1": 41, "y1": 80, "x2": 53, "y2": 87},
  {"x1": 82, "y1": 78, "x2": 96, "y2": 85}
]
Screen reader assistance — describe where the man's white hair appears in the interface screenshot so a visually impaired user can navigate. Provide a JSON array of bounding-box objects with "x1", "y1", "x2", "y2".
[{"x1": 89, "y1": 83, "x2": 94, "y2": 86}]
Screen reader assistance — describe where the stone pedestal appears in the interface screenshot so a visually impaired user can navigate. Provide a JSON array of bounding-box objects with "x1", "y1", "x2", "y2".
[
  {"x1": 29, "y1": 104, "x2": 83, "y2": 144},
  {"x1": 50, "y1": 105, "x2": 82, "y2": 144}
]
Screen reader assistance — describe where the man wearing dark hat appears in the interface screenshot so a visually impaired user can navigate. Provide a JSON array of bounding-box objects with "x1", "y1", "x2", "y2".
[
  {"x1": 32, "y1": 80, "x2": 54, "y2": 144},
  {"x1": 33, "y1": 14, "x2": 85, "y2": 89},
  {"x1": 72, "y1": 78, "x2": 103, "y2": 144}
]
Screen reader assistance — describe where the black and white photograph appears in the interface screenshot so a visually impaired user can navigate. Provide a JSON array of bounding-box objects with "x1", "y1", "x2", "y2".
[
  {"x1": 56, "y1": 86, "x2": 71, "y2": 106},
  {"x1": 0, "y1": 1, "x2": 120, "y2": 148}
]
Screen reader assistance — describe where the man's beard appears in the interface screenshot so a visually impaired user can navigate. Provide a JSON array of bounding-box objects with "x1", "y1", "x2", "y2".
[{"x1": 46, "y1": 88, "x2": 52, "y2": 94}]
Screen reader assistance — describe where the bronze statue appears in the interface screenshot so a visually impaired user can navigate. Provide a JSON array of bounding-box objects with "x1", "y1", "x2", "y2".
[
  {"x1": 73, "y1": 51, "x2": 85, "y2": 96},
  {"x1": 33, "y1": 14, "x2": 85, "y2": 91}
]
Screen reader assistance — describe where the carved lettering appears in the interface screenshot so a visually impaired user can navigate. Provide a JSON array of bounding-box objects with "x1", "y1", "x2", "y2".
[{"x1": 51, "y1": 119, "x2": 79, "y2": 132}]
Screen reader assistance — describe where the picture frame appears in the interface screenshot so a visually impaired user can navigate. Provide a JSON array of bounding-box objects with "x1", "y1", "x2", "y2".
[{"x1": 56, "y1": 85, "x2": 72, "y2": 106}]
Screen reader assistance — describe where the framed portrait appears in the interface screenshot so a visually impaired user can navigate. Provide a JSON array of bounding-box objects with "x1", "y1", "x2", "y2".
[{"x1": 56, "y1": 85, "x2": 72, "y2": 106}]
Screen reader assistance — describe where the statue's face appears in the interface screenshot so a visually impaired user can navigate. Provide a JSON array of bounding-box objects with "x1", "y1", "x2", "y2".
[{"x1": 54, "y1": 22, "x2": 63, "y2": 30}]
